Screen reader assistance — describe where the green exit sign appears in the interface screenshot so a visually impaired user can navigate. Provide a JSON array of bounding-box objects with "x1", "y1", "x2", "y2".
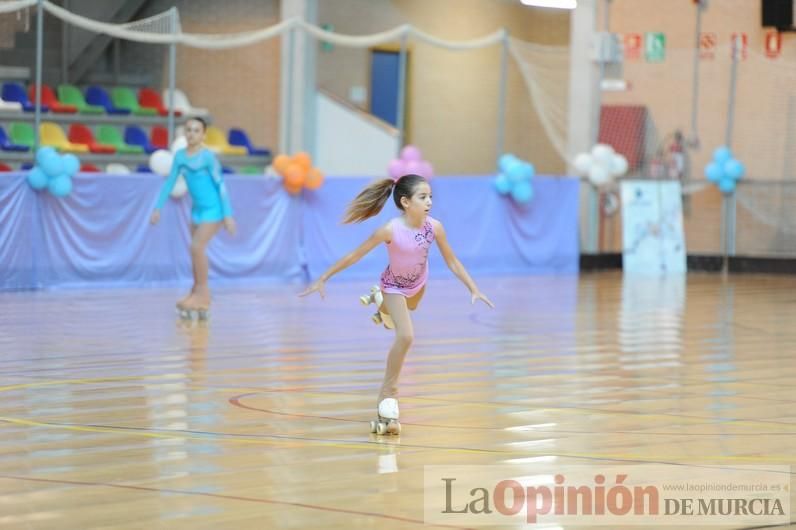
[{"x1": 645, "y1": 32, "x2": 665, "y2": 63}]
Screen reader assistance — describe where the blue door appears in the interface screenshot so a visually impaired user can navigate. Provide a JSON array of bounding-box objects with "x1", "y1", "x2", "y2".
[{"x1": 370, "y1": 50, "x2": 401, "y2": 127}]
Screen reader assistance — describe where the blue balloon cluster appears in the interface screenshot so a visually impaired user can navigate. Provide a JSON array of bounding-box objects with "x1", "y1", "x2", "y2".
[
  {"x1": 494, "y1": 154, "x2": 535, "y2": 204},
  {"x1": 704, "y1": 146, "x2": 745, "y2": 194},
  {"x1": 27, "y1": 147, "x2": 79, "y2": 198}
]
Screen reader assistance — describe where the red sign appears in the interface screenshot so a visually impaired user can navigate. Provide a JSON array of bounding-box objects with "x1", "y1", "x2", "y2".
[
  {"x1": 624, "y1": 33, "x2": 642, "y2": 61},
  {"x1": 699, "y1": 32, "x2": 717, "y2": 60},
  {"x1": 765, "y1": 30, "x2": 781, "y2": 58},
  {"x1": 730, "y1": 33, "x2": 748, "y2": 60}
]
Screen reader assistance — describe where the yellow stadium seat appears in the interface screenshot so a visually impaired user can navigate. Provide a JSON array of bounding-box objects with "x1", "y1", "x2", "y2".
[
  {"x1": 205, "y1": 126, "x2": 247, "y2": 156},
  {"x1": 40, "y1": 122, "x2": 89, "y2": 153}
]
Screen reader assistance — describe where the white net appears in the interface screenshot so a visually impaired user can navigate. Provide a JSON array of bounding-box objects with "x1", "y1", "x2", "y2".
[
  {"x1": 594, "y1": 0, "x2": 796, "y2": 256},
  {"x1": 507, "y1": 37, "x2": 570, "y2": 164},
  {"x1": 42, "y1": 2, "x2": 180, "y2": 44},
  {"x1": 38, "y1": 2, "x2": 509, "y2": 51},
  {"x1": 120, "y1": 6, "x2": 180, "y2": 36},
  {"x1": 0, "y1": 0, "x2": 34, "y2": 15},
  {"x1": 736, "y1": 182, "x2": 796, "y2": 255}
]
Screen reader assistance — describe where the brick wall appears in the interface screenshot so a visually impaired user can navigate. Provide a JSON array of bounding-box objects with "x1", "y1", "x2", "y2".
[{"x1": 119, "y1": 0, "x2": 281, "y2": 151}]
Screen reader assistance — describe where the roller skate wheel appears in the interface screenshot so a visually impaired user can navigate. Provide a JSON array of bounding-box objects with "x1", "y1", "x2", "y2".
[
  {"x1": 197, "y1": 310, "x2": 209, "y2": 320},
  {"x1": 376, "y1": 422, "x2": 387, "y2": 435},
  {"x1": 372, "y1": 290, "x2": 384, "y2": 307},
  {"x1": 369, "y1": 420, "x2": 378, "y2": 433},
  {"x1": 387, "y1": 420, "x2": 401, "y2": 435},
  {"x1": 371, "y1": 312, "x2": 382, "y2": 324}
]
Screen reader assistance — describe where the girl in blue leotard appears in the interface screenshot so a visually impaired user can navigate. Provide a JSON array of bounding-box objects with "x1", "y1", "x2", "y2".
[{"x1": 150, "y1": 117, "x2": 236, "y2": 314}]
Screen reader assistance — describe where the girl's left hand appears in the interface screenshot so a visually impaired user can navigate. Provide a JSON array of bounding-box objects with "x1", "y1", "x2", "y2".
[
  {"x1": 471, "y1": 291, "x2": 494, "y2": 308},
  {"x1": 224, "y1": 217, "x2": 237, "y2": 236},
  {"x1": 299, "y1": 279, "x2": 326, "y2": 299}
]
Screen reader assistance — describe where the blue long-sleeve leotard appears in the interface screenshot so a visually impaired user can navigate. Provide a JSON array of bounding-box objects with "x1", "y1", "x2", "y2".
[{"x1": 154, "y1": 148, "x2": 233, "y2": 224}]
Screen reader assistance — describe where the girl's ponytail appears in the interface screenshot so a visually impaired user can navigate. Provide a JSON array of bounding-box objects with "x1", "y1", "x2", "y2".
[{"x1": 342, "y1": 178, "x2": 394, "y2": 224}]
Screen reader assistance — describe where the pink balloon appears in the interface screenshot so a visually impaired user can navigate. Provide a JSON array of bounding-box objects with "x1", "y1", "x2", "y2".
[
  {"x1": 418, "y1": 160, "x2": 434, "y2": 180},
  {"x1": 388, "y1": 159, "x2": 406, "y2": 180},
  {"x1": 404, "y1": 160, "x2": 423, "y2": 175},
  {"x1": 400, "y1": 145, "x2": 422, "y2": 162}
]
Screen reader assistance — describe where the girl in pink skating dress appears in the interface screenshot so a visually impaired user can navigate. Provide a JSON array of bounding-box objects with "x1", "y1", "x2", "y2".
[{"x1": 299, "y1": 174, "x2": 493, "y2": 434}]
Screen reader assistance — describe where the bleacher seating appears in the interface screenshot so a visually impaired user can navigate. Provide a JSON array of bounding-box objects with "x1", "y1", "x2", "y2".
[
  {"x1": 28, "y1": 84, "x2": 77, "y2": 114},
  {"x1": 85, "y1": 86, "x2": 130, "y2": 115},
  {"x1": 229, "y1": 128, "x2": 270, "y2": 156},
  {"x1": 1, "y1": 84, "x2": 270, "y2": 174},
  {"x1": 0, "y1": 125, "x2": 29, "y2": 152},
  {"x1": 68, "y1": 124, "x2": 116, "y2": 154},
  {"x1": 205, "y1": 126, "x2": 247, "y2": 156},
  {"x1": 111, "y1": 87, "x2": 157, "y2": 116},
  {"x1": 124, "y1": 125, "x2": 157, "y2": 154},
  {"x1": 41, "y1": 122, "x2": 89, "y2": 153},
  {"x1": 2, "y1": 82, "x2": 48, "y2": 113},
  {"x1": 58, "y1": 84, "x2": 104, "y2": 114}
]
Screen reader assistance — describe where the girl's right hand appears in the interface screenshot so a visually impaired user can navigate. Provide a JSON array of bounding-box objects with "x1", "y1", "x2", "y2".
[
  {"x1": 471, "y1": 290, "x2": 495, "y2": 308},
  {"x1": 298, "y1": 279, "x2": 326, "y2": 299},
  {"x1": 150, "y1": 210, "x2": 160, "y2": 225}
]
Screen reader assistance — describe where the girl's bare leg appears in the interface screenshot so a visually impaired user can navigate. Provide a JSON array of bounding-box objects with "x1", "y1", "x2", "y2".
[
  {"x1": 177, "y1": 224, "x2": 200, "y2": 308},
  {"x1": 405, "y1": 286, "x2": 425, "y2": 311},
  {"x1": 183, "y1": 222, "x2": 222, "y2": 309},
  {"x1": 377, "y1": 293, "x2": 414, "y2": 405}
]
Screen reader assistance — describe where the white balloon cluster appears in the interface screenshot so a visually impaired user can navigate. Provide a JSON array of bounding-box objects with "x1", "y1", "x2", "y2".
[
  {"x1": 573, "y1": 144, "x2": 629, "y2": 187},
  {"x1": 148, "y1": 135, "x2": 189, "y2": 198}
]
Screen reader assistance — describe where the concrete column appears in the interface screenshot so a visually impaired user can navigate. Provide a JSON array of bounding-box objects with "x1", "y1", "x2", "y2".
[
  {"x1": 567, "y1": 0, "x2": 601, "y2": 252},
  {"x1": 280, "y1": 0, "x2": 317, "y2": 156}
]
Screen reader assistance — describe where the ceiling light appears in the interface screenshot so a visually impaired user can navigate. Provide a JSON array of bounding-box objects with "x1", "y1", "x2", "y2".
[{"x1": 521, "y1": 0, "x2": 577, "y2": 9}]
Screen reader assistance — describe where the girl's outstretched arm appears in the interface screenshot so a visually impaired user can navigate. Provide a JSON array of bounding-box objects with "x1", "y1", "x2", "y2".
[
  {"x1": 150, "y1": 150, "x2": 182, "y2": 224},
  {"x1": 431, "y1": 219, "x2": 494, "y2": 308},
  {"x1": 298, "y1": 223, "x2": 392, "y2": 299}
]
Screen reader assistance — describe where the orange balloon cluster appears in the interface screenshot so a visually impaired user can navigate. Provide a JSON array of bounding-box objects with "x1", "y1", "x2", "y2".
[{"x1": 272, "y1": 152, "x2": 325, "y2": 195}]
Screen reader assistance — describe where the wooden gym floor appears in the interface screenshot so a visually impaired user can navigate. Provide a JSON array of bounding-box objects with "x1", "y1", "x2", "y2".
[{"x1": 0, "y1": 272, "x2": 794, "y2": 529}]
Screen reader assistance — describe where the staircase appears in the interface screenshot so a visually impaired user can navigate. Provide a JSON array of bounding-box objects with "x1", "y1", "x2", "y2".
[
  {"x1": 0, "y1": 0, "x2": 151, "y2": 86},
  {"x1": 67, "y1": 0, "x2": 149, "y2": 83}
]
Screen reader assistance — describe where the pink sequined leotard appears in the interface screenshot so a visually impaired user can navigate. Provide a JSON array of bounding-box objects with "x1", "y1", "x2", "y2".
[{"x1": 380, "y1": 216, "x2": 436, "y2": 297}]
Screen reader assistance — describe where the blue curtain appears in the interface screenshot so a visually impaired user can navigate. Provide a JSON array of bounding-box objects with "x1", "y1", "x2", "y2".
[
  {"x1": 0, "y1": 173, "x2": 579, "y2": 290},
  {"x1": 0, "y1": 173, "x2": 304, "y2": 290}
]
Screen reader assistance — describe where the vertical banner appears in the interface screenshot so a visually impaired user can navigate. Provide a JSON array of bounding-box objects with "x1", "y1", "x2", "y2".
[
  {"x1": 765, "y1": 30, "x2": 781, "y2": 59},
  {"x1": 644, "y1": 32, "x2": 666, "y2": 62},
  {"x1": 699, "y1": 32, "x2": 717, "y2": 60},
  {"x1": 621, "y1": 180, "x2": 686, "y2": 274},
  {"x1": 624, "y1": 33, "x2": 642, "y2": 61}
]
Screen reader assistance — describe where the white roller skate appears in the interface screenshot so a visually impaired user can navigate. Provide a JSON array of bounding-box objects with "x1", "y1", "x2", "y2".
[
  {"x1": 176, "y1": 298, "x2": 210, "y2": 321},
  {"x1": 359, "y1": 286, "x2": 394, "y2": 330},
  {"x1": 371, "y1": 311, "x2": 394, "y2": 329},
  {"x1": 370, "y1": 397, "x2": 401, "y2": 435},
  {"x1": 182, "y1": 308, "x2": 209, "y2": 321},
  {"x1": 177, "y1": 306, "x2": 209, "y2": 321},
  {"x1": 359, "y1": 285, "x2": 381, "y2": 306}
]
